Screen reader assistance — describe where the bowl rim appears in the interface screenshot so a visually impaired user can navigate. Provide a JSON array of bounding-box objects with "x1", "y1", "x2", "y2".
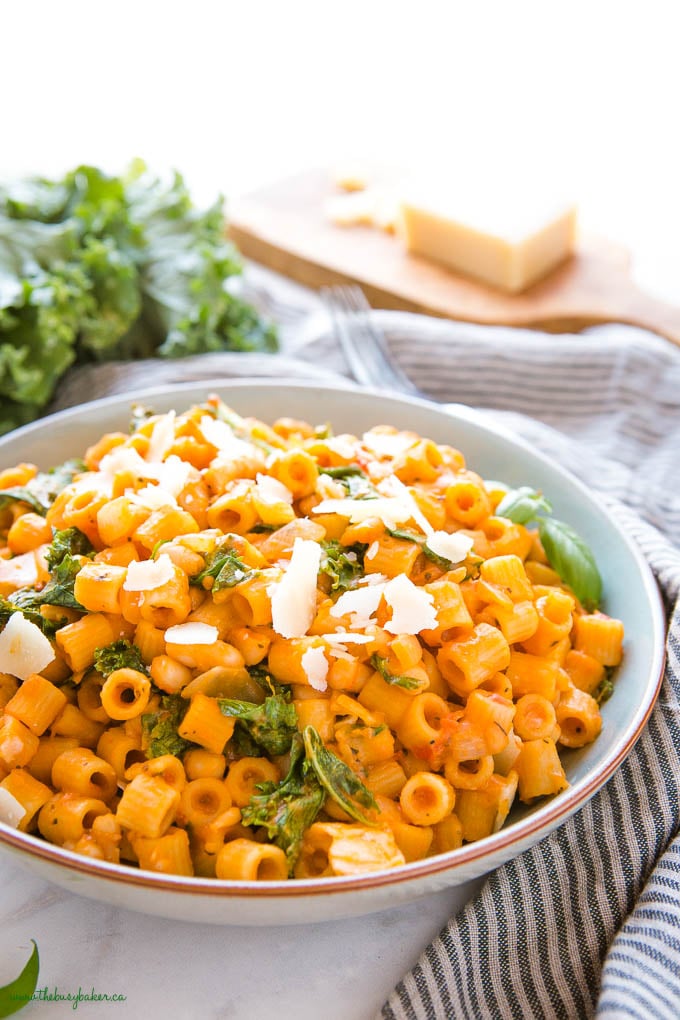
[{"x1": 0, "y1": 378, "x2": 667, "y2": 898}]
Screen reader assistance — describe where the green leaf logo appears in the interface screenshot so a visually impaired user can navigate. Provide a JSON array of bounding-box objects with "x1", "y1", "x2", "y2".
[{"x1": 0, "y1": 941, "x2": 39, "y2": 1018}]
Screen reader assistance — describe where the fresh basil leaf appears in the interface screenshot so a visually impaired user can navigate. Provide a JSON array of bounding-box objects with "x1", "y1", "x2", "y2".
[
  {"x1": 0, "y1": 938, "x2": 39, "y2": 1017},
  {"x1": 496, "y1": 486, "x2": 552, "y2": 525},
  {"x1": 538, "y1": 516, "x2": 602, "y2": 611},
  {"x1": 302, "y1": 725, "x2": 377, "y2": 824},
  {"x1": 241, "y1": 733, "x2": 324, "y2": 871}
]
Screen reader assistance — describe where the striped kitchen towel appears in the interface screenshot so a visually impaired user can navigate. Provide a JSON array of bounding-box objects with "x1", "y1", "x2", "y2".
[{"x1": 52, "y1": 267, "x2": 680, "y2": 1019}]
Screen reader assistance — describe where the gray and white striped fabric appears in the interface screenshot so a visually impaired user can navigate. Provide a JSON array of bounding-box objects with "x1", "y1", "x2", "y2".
[{"x1": 54, "y1": 267, "x2": 680, "y2": 1019}]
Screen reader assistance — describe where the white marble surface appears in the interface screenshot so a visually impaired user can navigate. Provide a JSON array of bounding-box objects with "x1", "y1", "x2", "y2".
[{"x1": 0, "y1": 855, "x2": 482, "y2": 1019}]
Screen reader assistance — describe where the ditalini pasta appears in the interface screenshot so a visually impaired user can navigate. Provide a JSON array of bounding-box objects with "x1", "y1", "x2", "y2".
[{"x1": 0, "y1": 398, "x2": 624, "y2": 880}]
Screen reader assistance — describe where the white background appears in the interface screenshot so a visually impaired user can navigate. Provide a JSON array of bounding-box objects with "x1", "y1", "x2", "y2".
[{"x1": 2, "y1": 0, "x2": 679, "y2": 299}]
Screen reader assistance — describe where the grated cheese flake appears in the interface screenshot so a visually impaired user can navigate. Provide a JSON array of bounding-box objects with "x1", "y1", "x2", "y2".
[
  {"x1": 301, "y1": 646, "x2": 329, "y2": 692},
  {"x1": 200, "y1": 416, "x2": 259, "y2": 461},
  {"x1": 383, "y1": 575, "x2": 438, "y2": 635},
  {"x1": 362, "y1": 430, "x2": 416, "y2": 459},
  {"x1": 426, "y1": 530, "x2": 474, "y2": 563},
  {"x1": 312, "y1": 496, "x2": 416, "y2": 532},
  {"x1": 0, "y1": 787, "x2": 27, "y2": 829},
  {"x1": 123, "y1": 554, "x2": 175, "y2": 592},
  {"x1": 255, "y1": 473, "x2": 293, "y2": 505},
  {"x1": 165, "y1": 622, "x2": 219, "y2": 645},
  {"x1": 270, "y1": 539, "x2": 322, "y2": 638},
  {"x1": 128, "y1": 484, "x2": 178, "y2": 511},
  {"x1": 378, "y1": 476, "x2": 433, "y2": 536},
  {"x1": 146, "y1": 411, "x2": 176, "y2": 463},
  {"x1": 0, "y1": 612, "x2": 55, "y2": 680},
  {"x1": 330, "y1": 584, "x2": 385, "y2": 629}
]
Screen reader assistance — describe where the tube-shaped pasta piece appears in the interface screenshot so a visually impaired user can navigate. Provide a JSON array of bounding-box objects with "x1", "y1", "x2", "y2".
[
  {"x1": 480, "y1": 555, "x2": 533, "y2": 601},
  {"x1": 431, "y1": 813, "x2": 464, "y2": 854},
  {"x1": 444, "y1": 476, "x2": 491, "y2": 527},
  {"x1": 437, "y1": 623, "x2": 510, "y2": 697},
  {"x1": 420, "y1": 579, "x2": 473, "y2": 646},
  {"x1": 179, "y1": 777, "x2": 233, "y2": 825},
  {"x1": 5, "y1": 673, "x2": 68, "y2": 735},
  {"x1": 513, "y1": 694, "x2": 558, "y2": 742},
  {"x1": 455, "y1": 771, "x2": 519, "y2": 841},
  {"x1": 100, "y1": 668, "x2": 151, "y2": 721},
  {"x1": 515, "y1": 738, "x2": 569, "y2": 802},
  {"x1": 521, "y1": 591, "x2": 575, "y2": 657},
  {"x1": 393, "y1": 439, "x2": 444, "y2": 484},
  {"x1": 125, "y1": 754, "x2": 187, "y2": 791},
  {"x1": 206, "y1": 486, "x2": 259, "y2": 535},
  {"x1": 227, "y1": 626, "x2": 272, "y2": 666},
  {"x1": 396, "y1": 692, "x2": 450, "y2": 753},
  {"x1": 73, "y1": 562, "x2": 127, "y2": 615},
  {"x1": 555, "y1": 688, "x2": 602, "y2": 747},
  {"x1": 505, "y1": 651, "x2": 560, "y2": 700},
  {"x1": 373, "y1": 797, "x2": 435, "y2": 863},
  {"x1": 132, "y1": 827, "x2": 194, "y2": 876},
  {"x1": 358, "y1": 671, "x2": 416, "y2": 729},
  {"x1": 77, "y1": 674, "x2": 109, "y2": 723},
  {"x1": 149, "y1": 655, "x2": 193, "y2": 695},
  {"x1": 492, "y1": 600, "x2": 539, "y2": 645},
  {"x1": 227, "y1": 571, "x2": 280, "y2": 625},
  {"x1": 399, "y1": 772, "x2": 455, "y2": 825},
  {"x1": 444, "y1": 754, "x2": 495, "y2": 791},
  {"x1": 96, "y1": 497, "x2": 150, "y2": 547},
  {"x1": 573, "y1": 612, "x2": 624, "y2": 666},
  {"x1": 116, "y1": 773, "x2": 180, "y2": 838},
  {"x1": 137, "y1": 566, "x2": 192, "y2": 629},
  {"x1": 0, "y1": 769, "x2": 52, "y2": 832},
  {"x1": 27, "y1": 735, "x2": 80, "y2": 785},
  {"x1": 164, "y1": 639, "x2": 244, "y2": 674},
  {"x1": 7, "y1": 513, "x2": 53, "y2": 554},
  {"x1": 51, "y1": 747, "x2": 118, "y2": 802},
  {"x1": 363, "y1": 535, "x2": 421, "y2": 579},
  {"x1": 0, "y1": 714, "x2": 40, "y2": 768},
  {"x1": 326, "y1": 657, "x2": 371, "y2": 694},
  {"x1": 293, "y1": 698, "x2": 335, "y2": 743},
  {"x1": 268, "y1": 450, "x2": 318, "y2": 499},
  {"x1": 177, "y1": 694, "x2": 235, "y2": 754},
  {"x1": 335, "y1": 720, "x2": 395, "y2": 768},
  {"x1": 96, "y1": 727, "x2": 146, "y2": 781},
  {"x1": 57, "y1": 488, "x2": 109, "y2": 546},
  {"x1": 0, "y1": 674, "x2": 19, "y2": 712},
  {"x1": 38, "y1": 793, "x2": 109, "y2": 844},
  {"x1": 563, "y1": 649, "x2": 605, "y2": 695},
  {"x1": 216, "y1": 838, "x2": 288, "y2": 881},
  {"x1": 267, "y1": 636, "x2": 327, "y2": 687},
  {"x1": 133, "y1": 621, "x2": 166, "y2": 664},
  {"x1": 183, "y1": 749, "x2": 226, "y2": 781},
  {"x1": 55, "y1": 613, "x2": 116, "y2": 673},
  {"x1": 225, "y1": 757, "x2": 280, "y2": 807},
  {"x1": 365, "y1": 759, "x2": 408, "y2": 799},
  {"x1": 479, "y1": 517, "x2": 533, "y2": 560},
  {"x1": 133, "y1": 508, "x2": 200, "y2": 552},
  {"x1": 462, "y1": 690, "x2": 516, "y2": 755}
]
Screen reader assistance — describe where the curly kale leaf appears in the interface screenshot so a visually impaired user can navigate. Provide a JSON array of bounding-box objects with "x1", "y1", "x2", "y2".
[
  {"x1": 94, "y1": 639, "x2": 149, "y2": 679},
  {"x1": 141, "y1": 694, "x2": 191, "y2": 759},
  {"x1": 218, "y1": 693, "x2": 298, "y2": 756}
]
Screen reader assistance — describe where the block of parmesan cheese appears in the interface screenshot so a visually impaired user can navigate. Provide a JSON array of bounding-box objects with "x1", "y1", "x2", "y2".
[{"x1": 400, "y1": 187, "x2": 577, "y2": 294}]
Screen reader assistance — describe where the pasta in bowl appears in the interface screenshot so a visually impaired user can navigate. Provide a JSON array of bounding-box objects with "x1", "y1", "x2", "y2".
[{"x1": 0, "y1": 382, "x2": 665, "y2": 924}]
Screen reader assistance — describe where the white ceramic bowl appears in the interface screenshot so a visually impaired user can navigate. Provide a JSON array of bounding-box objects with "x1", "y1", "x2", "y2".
[{"x1": 0, "y1": 381, "x2": 666, "y2": 925}]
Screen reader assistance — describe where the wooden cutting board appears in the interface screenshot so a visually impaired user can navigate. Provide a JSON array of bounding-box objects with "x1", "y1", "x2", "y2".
[{"x1": 228, "y1": 168, "x2": 680, "y2": 345}]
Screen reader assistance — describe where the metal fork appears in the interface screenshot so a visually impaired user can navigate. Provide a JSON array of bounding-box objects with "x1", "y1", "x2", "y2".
[{"x1": 320, "y1": 285, "x2": 423, "y2": 397}]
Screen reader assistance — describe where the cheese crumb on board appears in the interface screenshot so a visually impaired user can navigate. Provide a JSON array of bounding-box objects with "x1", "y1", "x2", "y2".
[{"x1": 400, "y1": 186, "x2": 576, "y2": 294}]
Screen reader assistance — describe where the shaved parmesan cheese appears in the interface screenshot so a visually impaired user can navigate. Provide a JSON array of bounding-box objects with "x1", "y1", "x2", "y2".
[
  {"x1": 301, "y1": 646, "x2": 329, "y2": 692},
  {"x1": 383, "y1": 575, "x2": 437, "y2": 635},
  {"x1": 165, "y1": 622, "x2": 219, "y2": 645},
  {"x1": 0, "y1": 551, "x2": 39, "y2": 593},
  {"x1": 200, "y1": 416, "x2": 259, "y2": 461},
  {"x1": 322, "y1": 631, "x2": 373, "y2": 644},
  {"x1": 359, "y1": 573, "x2": 389, "y2": 586},
  {"x1": 99, "y1": 445, "x2": 150, "y2": 481},
  {"x1": 0, "y1": 612, "x2": 55, "y2": 680},
  {"x1": 128, "y1": 484, "x2": 178, "y2": 511},
  {"x1": 330, "y1": 584, "x2": 385, "y2": 629},
  {"x1": 312, "y1": 497, "x2": 415, "y2": 531},
  {"x1": 378, "y1": 476, "x2": 433, "y2": 536},
  {"x1": 366, "y1": 540, "x2": 379, "y2": 560},
  {"x1": 271, "y1": 539, "x2": 322, "y2": 638},
  {"x1": 426, "y1": 530, "x2": 474, "y2": 563},
  {"x1": 255, "y1": 473, "x2": 293, "y2": 505},
  {"x1": 146, "y1": 411, "x2": 176, "y2": 463},
  {"x1": 362, "y1": 430, "x2": 416, "y2": 459},
  {"x1": 323, "y1": 435, "x2": 357, "y2": 460},
  {"x1": 316, "y1": 474, "x2": 346, "y2": 500},
  {"x1": 123, "y1": 554, "x2": 175, "y2": 592},
  {"x1": 155, "y1": 456, "x2": 196, "y2": 498},
  {"x1": 0, "y1": 787, "x2": 26, "y2": 829}
]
